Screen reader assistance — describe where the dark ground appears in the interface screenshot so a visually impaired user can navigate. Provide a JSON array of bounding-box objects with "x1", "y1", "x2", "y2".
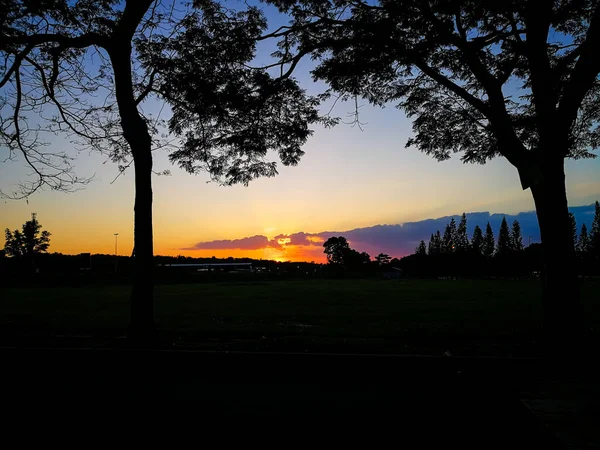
[
  {"x1": 1, "y1": 279, "x2": 598, "y2": 446},
  {"x1": 1, "y1": 348, "x2": 586, "y2": 448},
  {"x1": 2, "y1": 278, "x2": 599, "y2": 356}
]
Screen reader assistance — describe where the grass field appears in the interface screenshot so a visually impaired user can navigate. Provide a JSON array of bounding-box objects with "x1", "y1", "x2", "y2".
[{"x1": 1, "y1": 278, "x2": 598, "y2": 356}]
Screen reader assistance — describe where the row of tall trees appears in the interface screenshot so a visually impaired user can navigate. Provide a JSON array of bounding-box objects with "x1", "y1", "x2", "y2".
[
  {"x1": 415, "y1": 214, "x2": 526, "y2": 258},
  {"x1": 415, "y1": 202, "x2": 600, "y2": 258},
  {"x1": 572, "y1": 202, "x2": 600, "y2": 254}
]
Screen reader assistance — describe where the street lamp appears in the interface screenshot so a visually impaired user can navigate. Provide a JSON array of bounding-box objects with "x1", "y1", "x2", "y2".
[{"x1": 114, "y1": 233, "x2": 119, "y2": 274}]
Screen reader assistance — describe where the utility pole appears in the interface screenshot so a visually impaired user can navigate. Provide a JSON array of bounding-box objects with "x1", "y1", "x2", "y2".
[{"x1": 114, "y1": 233, "x2": 119, "y2": 273}]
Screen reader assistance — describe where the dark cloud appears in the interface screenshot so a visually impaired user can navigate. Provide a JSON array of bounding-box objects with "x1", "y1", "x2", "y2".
[
  {"x1": 183, "y1": 203, "x2": 598, "y2": 258},
  {"x1": 183, "y1": 235, "x2": 278, "y2": 251}
]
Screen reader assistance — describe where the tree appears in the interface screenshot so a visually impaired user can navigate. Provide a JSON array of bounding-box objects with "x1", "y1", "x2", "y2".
[
  {"x1": 4, "y1": 213, "x2": 51, "y2": 261},
  {"x1": 350, "y1": 250, "x2": 371, "y2": 266},
  {"x1": 497, "y1": 217, "x2": 511, "y2": 256},
  {"x1": 428, "y1": 231, "x2": 442, "y2": 255},
  {"x1": 266, "y1": 0, "x2": 600, "y2": 347},
  {"x1": 471, "y1": 225, "x2": 484, "y2": 255},
  {"x1": 375, "y1": 253, "x2": 391, "y2": 265},
  {"x1": 455, "y1": 213, "x2": 469, "y2": 252},
  {"x1": 483, "y1": 222, "x2": 495, "y2": 258},
  {"x1": 415, "y1": 241, "x2": 427, "y2": 256},
  {"x1": 510, "y1": 220, "x2": 524, "y2": 252},
  {"x1": 578, "y1": 224, "x2": 590, "y2": 253},
  {"x1": 591, "y1": 201, "x2": 600, "y2": 254},
  {"x1": 1, "y1": 1, "x2": 321, "y2": 341},
  {"x1": 323, "y1": 236, "x2": 350, "y2": 265},
  {"x1": 569, "y1": 213, "x2": 578, "y2": 250},
  {"x1": 442, "y1": 218, "x2": 457, "y2": 253}
]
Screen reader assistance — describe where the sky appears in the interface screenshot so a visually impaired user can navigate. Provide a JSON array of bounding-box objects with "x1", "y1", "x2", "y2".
[{"x1": 1, "y1": 1, "x2": 600, "y2": 263}]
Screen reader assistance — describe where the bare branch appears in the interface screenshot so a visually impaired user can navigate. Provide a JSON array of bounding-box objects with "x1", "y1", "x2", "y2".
[{"x1": 0, "y1": 44, "x2": 34, "y2": 89}]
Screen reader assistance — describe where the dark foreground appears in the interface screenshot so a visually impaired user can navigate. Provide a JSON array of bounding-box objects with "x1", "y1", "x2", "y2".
[
  {"x1": 4, "y1": 348, "x2": 596, "y2": 448},
  {"x1": 2, "y1": 279, "x2": 599, "y2": 356}
]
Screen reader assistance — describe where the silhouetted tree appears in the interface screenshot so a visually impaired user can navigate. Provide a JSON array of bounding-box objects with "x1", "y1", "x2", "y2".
[
  {"x1": 428, "y1": 231, "x2": 442, "y2": 255},
  {"x1": 266, "y1": 0, "x2": 600, "y2": 344},
  {"x1": 1, "y1": 1, "x2": 322, "y2": 340},
  {"x1": 471, "y1": 225, "x2": 484, "y2": 255},
  {"x1": 569, "y1": 213, "x2": 578, "y2": 250},
  {"x1": 455, "y1": 213, "x2": 469, "y2": 252},
  {"x1": 323, "y1": 236, "x2": 350, "y2": 265},
  {"x1": 497, "y1": 218, "x2": 511, "y2": 256},
  {"x1": 343, "y1": 248, "x2": 371, "y2": 267},
  {"x1": 591, "y1": 201, "x2": 600, "y2": 254},
  {"x1": 415, "y1": 241, "x2": 427, "y2": 256},
  {"x1": 483, "y1": 223, "x2": 495, "y2": 258},
  {"x1": 442, "y1": 218, "x2": 457, "y2": 253},
  {"x1": 4, "y1": 213, "x2": 51, "y2": 269},
  {"x1": 375, "y1": 253, "x2": 391, "y2": 265},
  {"x1": 389, "y1": 257, "x2": 401, "y2": 267},
  {"x1": 510, "y1": 220, "x2": 524, "y2": 252},
  {"x1": 578, "y1": 224, "x2": 590, "y2": 253}
]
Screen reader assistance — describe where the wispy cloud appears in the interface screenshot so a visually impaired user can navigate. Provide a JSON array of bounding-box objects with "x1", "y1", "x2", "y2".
[{"x1": 183, "y1": 204, "x2": 597, "y2": 260}]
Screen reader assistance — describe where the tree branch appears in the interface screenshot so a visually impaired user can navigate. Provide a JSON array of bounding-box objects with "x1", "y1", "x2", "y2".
[
  {"x1": 412, "y1": 61, "x2": 488, "y2": 115},
  {"x1": 5, "y1": 32, "x2": 109, "y2": 50},
  {"x1": 12, "y1": 70, "x2": 45, "y2": 197},
  {"x1": 522, "y1": 0, "x2": 556, "y2": 139},
  {"x1": 416, "y1": 4, "x2": 529, "y2": 171},
  {"x1": 557, "y1": 4, "x2": 600, "y2": 137},
  {"x1": 135, "y1": 68, "x2": 157, "y2": 105},
  {"x1": 0, "y1": 44, "x2": 34, "y2": 89}
]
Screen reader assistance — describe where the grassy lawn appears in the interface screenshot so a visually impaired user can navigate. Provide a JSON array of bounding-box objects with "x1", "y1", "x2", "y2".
[{"x1": 1, "y1": 278, "x2": 598, "y2": 355}]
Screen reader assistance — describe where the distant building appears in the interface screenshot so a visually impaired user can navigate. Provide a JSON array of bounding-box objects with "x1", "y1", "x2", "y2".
[
  {"x1": 382, "y1": 267, "x2": 403, "y2": 280},
  {"x1": 159, "y1": 262, "x2": 253, "y2": 273}
]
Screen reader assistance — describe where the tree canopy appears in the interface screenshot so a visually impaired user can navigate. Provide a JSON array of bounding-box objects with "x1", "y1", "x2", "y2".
[
  {"x1": 265, "y1": 0, "x2": 599, "y2": 184},
  {"x1": 0, "y1": 0, "x2": 325, "y2": 197},
  {"x1": 4, "y1": 213, "x2": 50, "y2": 258}
]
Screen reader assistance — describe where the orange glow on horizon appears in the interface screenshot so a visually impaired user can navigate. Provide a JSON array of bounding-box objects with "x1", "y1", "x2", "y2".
[{"x1": 170, "y1": 244, "x2": 326, "y2": 263}]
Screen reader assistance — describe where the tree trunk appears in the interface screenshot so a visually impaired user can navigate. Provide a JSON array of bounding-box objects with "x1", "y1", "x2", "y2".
[
  {"x1": 128, "y1": 145, "x2": 155, "y2": 343},
  {"x1": 109, "y1": 44, "x2": 155, "y2": 346},
  {"x1": 529, "y1": 157, "x2": 583, "y2": 357}
]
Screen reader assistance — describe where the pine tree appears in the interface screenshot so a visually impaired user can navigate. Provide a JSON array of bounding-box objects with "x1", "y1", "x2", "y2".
[
  {"x1": 432, "y1": 230, "x2": 442, "y2": 254},
  {"x1": 483, "y1": 222, "x2": 495, "y2": 258},
  {"x1": 590, "y1": 201, "x2": 600, "y2": 254},
  {"x1": 415, "y1": 241, "x2": 427, "y2": 255},
  {"x1": 442, "y1": 218, "x2": 457, "y2": 253},
  {"x1": 427, "y1": 234, "x2": 438, "y2": 255},
  {"x1": 471, "y1": 225, "x2": 484, "y2": 255},
  {"x1": 510, "y1": 220, "x2": 524, "y2": 252},
  {"x1": 569, "y1": 212, "x2": 577, "y2": 249},
  {"x1": 578, "y1": 224, "x2": 590, "y2": 253},
  {"x1": 496, "y1": 217, "x2": 511, "y2": 256},
  {"x1": 455, "y1": 213, "x2": 469, "y2": 252}
]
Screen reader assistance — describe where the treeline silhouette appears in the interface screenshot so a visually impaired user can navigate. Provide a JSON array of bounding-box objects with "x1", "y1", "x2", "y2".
[
  {"x1": 399, "y1": 203, "x2": 600, "y2": 279},
  {"x1": 0, "y1": 253, "x2": 326, "y2": 287}
]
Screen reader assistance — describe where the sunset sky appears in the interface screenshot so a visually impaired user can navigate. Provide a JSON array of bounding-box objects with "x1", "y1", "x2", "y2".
[{"x1": 2, "y1": 1, "x2": 600, "y2": 263}]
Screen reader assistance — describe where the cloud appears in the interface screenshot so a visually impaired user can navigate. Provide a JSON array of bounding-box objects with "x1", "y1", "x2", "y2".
[
  {"x1": 183, "y1": 235, "x2": 279, "y2": 251},
  {"x1": 183, "y1": 203, "x2": 598, "y2": 259},
  {"x1": 273, "y1": 232, "x2": 326, "y2": 247}
]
